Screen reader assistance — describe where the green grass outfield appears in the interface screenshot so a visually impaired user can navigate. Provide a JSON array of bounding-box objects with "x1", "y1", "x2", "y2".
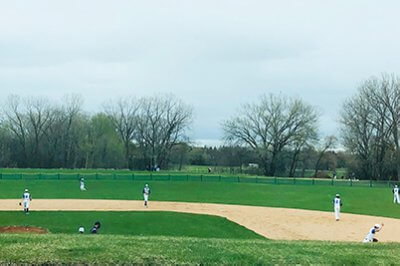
[
  {"x1": 1, "y1": 179, "x2": 400, "y2": 218},
  {"x1": 2, "y1": 178, "x2": 400, "y2": 264},
  {"x1": 1, "y1": 234, "x2": 399, "y2": 264},
  {"x1": 0, "y1": 211, "x2": 262, "y2": 239}
]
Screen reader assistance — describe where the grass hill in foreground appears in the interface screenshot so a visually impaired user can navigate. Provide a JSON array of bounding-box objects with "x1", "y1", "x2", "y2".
[{"x1": 0, "y1": 234, "x2": 398, "y2": 265}]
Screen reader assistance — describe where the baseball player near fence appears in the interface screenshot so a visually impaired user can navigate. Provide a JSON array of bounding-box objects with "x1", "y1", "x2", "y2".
[
  {"x1": 80, "y1": 177, "x2": 87, "y2": 191},
  {"x1": 333, "y1": 193, "x2": 342, "y2": 221},
  {"x1": 393, "y1": 185, "x2": 399, "y2": 204},
  {"x1": 143, "y1": 184, "x2": 151, "y2": 207}
]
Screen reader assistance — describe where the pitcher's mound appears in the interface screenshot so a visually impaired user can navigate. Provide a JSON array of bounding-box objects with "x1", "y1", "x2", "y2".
[{"x1": 0, "y1": 226, "x2": 48, "y2": 234}]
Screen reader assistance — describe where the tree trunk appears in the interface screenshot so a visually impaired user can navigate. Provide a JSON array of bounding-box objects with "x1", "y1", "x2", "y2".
[
  {"x1": 289, "y1": 149, "x2": 300, "y2": 177},
  {"x1": 268, "y1": 151, "x2": 278, "y2": 176},
  {"x1": 314, "y1": 152, "x2": 324, "y2": 177},
  {"x1": 301, "y1": 166, "x2": 306, "y2": 177},
  {"x1": 124, "y1": 141, "x2": 130, "y2": 169}
]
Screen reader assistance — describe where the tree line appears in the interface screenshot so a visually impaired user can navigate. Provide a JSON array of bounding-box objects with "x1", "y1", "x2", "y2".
[
  {"x1": 0, "y1": 94, "x2": 192, "y2": 170},
  {"x1": 0, "y1": 93, "x2": 338, "y2": 177},
  {"x1": 1, "y1": 74, "x2": 399, "y2": 180},
  {"x1": 221, "y1": 74, "x2": 400, "y2": 180},
  {"x1": 176, "y1": 145, "x2": 348, "y2": 177}
]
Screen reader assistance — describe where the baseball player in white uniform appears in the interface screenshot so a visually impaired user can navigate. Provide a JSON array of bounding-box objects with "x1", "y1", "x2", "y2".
[
  {"x1": 393, "y1": 185, "x2": 399, "y2": 204},
  {"x1": 363, "y1": 223, "x2": 384, "y2": 243},
  {"x1": 21, "y1": 188, "x2": 32, "y2": 214},
  {"x1": 333, "y1": 193, "x2": 342, "y2": 221},
  {"x1": 78, "y1": 226, "x2": 85, "y2": 234},
  {"x1": 80, "y1": 177, "x2": 86, "y2": 191},
  {"x1": 143, "y1": 184, "x2": 151, "y2": 207}
]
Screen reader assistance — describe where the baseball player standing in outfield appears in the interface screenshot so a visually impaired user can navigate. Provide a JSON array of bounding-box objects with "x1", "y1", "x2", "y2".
[
  {"x1": 80, "y1": 177, "x2": 86, "y2": 191},
  {"x1": 333, "y1": 194, "x2": 342, "y2": 221},
  {"x1": 143, "y1": 184, "x2": 151, "y2": 207},
  {"x1": 363, "y1": 223, "x2": 384, "y2": 243},
  {"x1": 393, "y1": 185, "x2": 399, "y2": 204},
  {"x1": 21, "y1": 188, "x2": 32, "y2": 214}
]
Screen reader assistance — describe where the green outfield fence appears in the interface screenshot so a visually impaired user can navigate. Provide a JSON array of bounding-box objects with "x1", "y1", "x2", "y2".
[{"x1": 0, "y1": 172, "x2": 397, "y2": 188}]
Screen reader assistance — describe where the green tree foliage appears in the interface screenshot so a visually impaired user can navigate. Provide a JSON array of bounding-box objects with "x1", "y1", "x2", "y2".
[{"x1": 0, "y1": 94, "x2": 193, "y2": 170}]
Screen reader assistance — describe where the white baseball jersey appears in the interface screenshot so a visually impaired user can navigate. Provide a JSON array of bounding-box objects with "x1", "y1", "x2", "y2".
[
  {"x1": 394, "y1": 187, "x2": 399, "y2": 195},
  {"x1": 22, "y1": 192, "x2": 30, "y2": 201},
  {"x1": 363, "y1": 227, "x2": 376, "y2": 242},
  {"x1": 333, "y1": 197, "x2": 341, "y2": 207},
  {"x1": 143, "y1": 187, "x2": 150, "y2": 195}
]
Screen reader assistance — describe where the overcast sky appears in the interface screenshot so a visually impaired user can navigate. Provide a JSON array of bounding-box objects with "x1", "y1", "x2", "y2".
[{"x1": 1, "y1": 1, "x2": 399, "y2": 146}]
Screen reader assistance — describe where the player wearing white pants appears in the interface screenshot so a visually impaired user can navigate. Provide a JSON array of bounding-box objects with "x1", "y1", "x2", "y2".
[
  {"x1": 333, "y1": 194, "x2": 342, "y2": 221},
  {"x1": 393, "y1": 185, "x2": 399, "y2": 204},
  {"x1": 363, "y1": 223, "x2": 383, "y2": 243},
  {"x1": 143, "y1": 184, "x2": 151, "y2": 207},
  {"x1": 22, "y1": 188, "x2": 32, "y2": 214}
]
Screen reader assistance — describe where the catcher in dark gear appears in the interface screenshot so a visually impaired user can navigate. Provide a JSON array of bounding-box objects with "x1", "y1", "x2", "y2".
[{"x1": 91, "y1": 221, "x2": 101, "y2": 234}]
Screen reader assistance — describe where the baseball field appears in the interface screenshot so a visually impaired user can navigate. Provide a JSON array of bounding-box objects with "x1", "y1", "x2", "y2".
[{"x1": 1, "y1": 176, "x2": 400, "y2": 264}]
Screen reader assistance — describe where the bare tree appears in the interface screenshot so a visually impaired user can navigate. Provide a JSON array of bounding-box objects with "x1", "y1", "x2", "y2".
[
  {"x1": 2, "y1": 95, "x2": 56, "y2": 167},
  {"x1": 26, "y1": 97, "x2": 55, "y2": 167},
  {"x1": 223, "y1": 94, "x2": 319, "y2": 176},
  {"x1": 361, "y1": 79, "x2": 392, "y2": 179},
  {"x1": 104, "y1": 97, "x2": 140, "y2": 169},
  {"x1": 288, "y1": 128, "x2": 318, "y2": 177},
  {"x1": 60, "y1": 95, "x2": 84, "y2": 167},
  {"x1": 34, "y1": 94, "x2": 85, "y2": 168},
  {"x1": 2, "y1": 95, "x2": 29, "y2": 166},
  {"x1": 136, "y1": 95, "x2": 193, "y2": 169},
  {"x1": 375, "y1": 76, "x2": 400, "y2": 179},
  {"x1": 341, "y1": 93, "x2": 375, "y2": 180},
  {"x1": 314, "y1": 135, "x2": 337, "y2": 177},
  {"x1": 340, "y1": 74, "x2": 400, "y2": 180}
]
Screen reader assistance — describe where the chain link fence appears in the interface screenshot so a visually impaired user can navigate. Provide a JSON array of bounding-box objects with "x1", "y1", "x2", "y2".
[{"x1": 0, "y1": 172, "x2": 397, "y2": 188}]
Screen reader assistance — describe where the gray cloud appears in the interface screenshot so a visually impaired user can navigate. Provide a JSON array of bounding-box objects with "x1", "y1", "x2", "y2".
[{"x1": 1, "y1": 0, "x2": 400, "y2": 145}]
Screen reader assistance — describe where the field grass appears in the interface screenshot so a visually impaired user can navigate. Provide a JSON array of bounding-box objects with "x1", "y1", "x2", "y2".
[
  {"x1": 1, "y1": 173, "x2": 399, "y2": 264},
  {"x1": 1, "y1": 234, "x2": 399, "y2": 264},
  {"x1": 0, "y1": 168, "x2": 389, "y2": 190},
  {"x1": 1, "y1": 179, "x2": 400, "y2": 219},
  {"x1": 0, "y1": 211, "x2": 262, "y2": 239}
]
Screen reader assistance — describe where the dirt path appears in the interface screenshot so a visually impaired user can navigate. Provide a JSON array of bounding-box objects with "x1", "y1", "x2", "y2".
[{"x1": 1, "y1": 199, "x2": 400, "y2": 242}]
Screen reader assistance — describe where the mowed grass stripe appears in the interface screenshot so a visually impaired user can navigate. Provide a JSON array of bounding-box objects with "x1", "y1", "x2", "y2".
[
  {"x1": 0, "y1": 234, "x2": 399, "y2": 265},
  {"x1": 1, "y1": 180, "x2": 400, "y2": 219},
  {"x1": 0, "y1": 211, "x2": 263, "y2": 239}
]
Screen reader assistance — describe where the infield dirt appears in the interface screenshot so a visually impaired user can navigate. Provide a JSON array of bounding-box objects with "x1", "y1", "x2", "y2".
[
  {"x1": 0, "y1": 226, "x2": 47, "y2": 234},
  {"x1": 1, "y1": 199, "x2": 399, "y2": 242}
]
